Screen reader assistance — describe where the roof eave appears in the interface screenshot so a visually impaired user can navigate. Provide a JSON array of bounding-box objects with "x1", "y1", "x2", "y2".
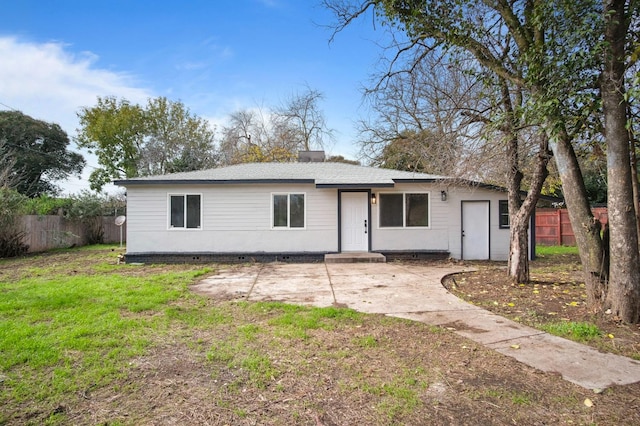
[
  {"x1": 315, "y1": 183, "x2": 395, "y2": 189},
  {"x1": 113, "y1": 178, "x2": 316, "y2": 186}
]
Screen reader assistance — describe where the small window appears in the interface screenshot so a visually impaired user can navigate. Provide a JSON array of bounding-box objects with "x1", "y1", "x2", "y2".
[
  {"x1": 169, "y1": 194, "x2": 201, "y2": 229},
  {"x1": 379, "y1": 193, "x2": 430, "y2": 228},
  {"x1": 272, "y1": 193, "x2": 305, "y2": 228},
  {"x1": 499, "y1": 200, "x2": 510, "y2": 229}
]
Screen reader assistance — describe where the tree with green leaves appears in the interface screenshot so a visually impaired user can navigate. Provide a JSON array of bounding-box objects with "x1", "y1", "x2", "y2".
[
  {"x1": 141, "y1": 97, "x2": 217, "y2": 175},
  {"x1": 76, "y1": 96, "x2": 216, "y2": 191},
  {"x1": 0, "y1": 111, "x2": 85, "y2": 197},
  {"x1": 76, "y1": 97, "x2": 145, "y2": 191}
]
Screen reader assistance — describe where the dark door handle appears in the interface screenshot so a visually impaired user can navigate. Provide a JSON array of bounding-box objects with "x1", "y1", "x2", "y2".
[
  {"x1": 364, "y1": 219, "x2": 368, "y2": 234},
  {"x1": 462, "y1": 230, "x2": 465, "y2": 237}
]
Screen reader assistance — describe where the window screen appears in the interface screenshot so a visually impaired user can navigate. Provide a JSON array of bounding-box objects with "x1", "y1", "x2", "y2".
[
  {"x1": 186, "y1": 195, "x2": 201, "y2": 228},
  {"x1": 170, "y1": 195, "x2": 185, "y2": 228},
  {"x1": 273, "y1": 194, "x2": 288, "y2": 227},
  {"x1": 499, "y1": 200, "x2": 510, "y2": 228},
  {"x1": 289, "y1": 194, "x2": 305, "y2": 228},
  {"x1": 379, "y1": 193, "x2": 403, "y2": 227},
  {"x1": 406, "y1": 193, "x2": 429, "y2": 227}
]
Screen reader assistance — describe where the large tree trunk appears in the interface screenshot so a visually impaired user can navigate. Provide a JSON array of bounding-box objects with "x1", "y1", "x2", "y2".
[
  {"x1": 509, "y1": 133, "x2": 550, "y2": 282},
  {"x1": 502, "y1": 81, "x2": 528, "y2": 282},
  {"x1": 629, "y1": 135, "x2": 640, "y2": 248},
  {"x1": 501, "y1": 81, "x2": 550, "y2": 283},
  {"x1": 602, "y1": 0, "x2": 640, "y2": 323},
  {"x1": 547, "y1": 125, "x2": 607, "y2": 309}
]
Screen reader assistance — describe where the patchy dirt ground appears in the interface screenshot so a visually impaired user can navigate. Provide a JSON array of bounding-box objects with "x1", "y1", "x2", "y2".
[
  {"x1": 2, "y1": 247, "x2": 640, "y2": 425},
  {"x1": 444, "y1": 252, "x2": 640, "y2": 360}
]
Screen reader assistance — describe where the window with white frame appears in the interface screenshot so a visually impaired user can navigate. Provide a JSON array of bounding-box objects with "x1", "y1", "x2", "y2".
[
  {"x1": 272, "y1": 193, "x2": 305, "y2": 228},
  {"x1": 169, "y1": 194, "x2": 201, "y2": 229},
  {"x1": 379, "y1": 192, "x2": 430, "y2": 228}
]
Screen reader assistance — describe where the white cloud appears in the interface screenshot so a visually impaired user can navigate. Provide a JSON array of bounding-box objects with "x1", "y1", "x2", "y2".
[
  {"x1": 0, "y1": 36, "x2": 154, "y2": 194},
  {"x1": 0, "y1": 36, "x2": 152, "y2": 136}
]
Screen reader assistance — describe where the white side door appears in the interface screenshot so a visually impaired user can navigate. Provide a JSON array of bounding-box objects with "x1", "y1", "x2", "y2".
[
  {"x1": 341, "y1": 192, "x2": 369, "y2": 252},
  {"x1": 462, "y1": 201, "x2": 490, "y2": 260}
]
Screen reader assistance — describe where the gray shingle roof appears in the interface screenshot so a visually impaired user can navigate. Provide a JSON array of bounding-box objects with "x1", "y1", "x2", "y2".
[{"x1": 114, "y1": 162, "x2": 448, "y2": 187}]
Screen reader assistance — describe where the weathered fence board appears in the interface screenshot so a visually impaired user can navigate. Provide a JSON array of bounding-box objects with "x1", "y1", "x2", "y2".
[
  {"x1": 535, "y1": 208, "x2": 608, "y2": 246},
  {"x1": 19, "y1": 216, "x2": 126, "y2": 253}
]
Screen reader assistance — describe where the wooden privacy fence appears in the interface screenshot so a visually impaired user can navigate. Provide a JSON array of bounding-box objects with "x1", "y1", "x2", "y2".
[
  {"x1": 20, "y1": 215, "x2": 126, "y2": 253},
  {"x1": 535, "y1": 208, "x2": 608, "y2": 246}
]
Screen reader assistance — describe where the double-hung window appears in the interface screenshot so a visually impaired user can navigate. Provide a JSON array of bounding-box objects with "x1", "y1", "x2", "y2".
[
  {"x1": 379, "y1": 192, "x2": 430, "y2": 228},
  {"x1": 272, "y1": 193, "x2": 305, "y2": 228},
  {"x1": 169, "y1": 194, "x2": 201, "y2": 229}
]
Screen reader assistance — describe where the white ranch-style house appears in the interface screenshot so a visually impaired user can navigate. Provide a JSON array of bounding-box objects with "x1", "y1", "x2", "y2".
[{"x1": 115, "y1": 158, "x2": 516, "y2": 263}]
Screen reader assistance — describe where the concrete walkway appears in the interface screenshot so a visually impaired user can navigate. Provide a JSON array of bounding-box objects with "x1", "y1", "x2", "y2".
[{"x1": 191, "y1": 262, "x2": 640, "y2": 390}]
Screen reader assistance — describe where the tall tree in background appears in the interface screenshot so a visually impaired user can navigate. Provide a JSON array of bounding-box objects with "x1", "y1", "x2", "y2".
[
  {"x1": 142, "y1": 97, "x2": 217, "y2": 174},
  {"x1": 359, "y1": 52, "x2": 472, "y2": 176},
  {"x1": 0, "y1": 110, "x2": 85, "y2": 197},
  {"x1": 218, "y1": 87, "x2": 334, "y2": 165},
  {"x1": 76, "y1": 97, "x2": 145, "y2": 191},
  {"x1": 218, "y1": 108, "x2": 298, "y2": 164},
  {"x1": 275, "y1": 86, "x2": 333, "y2": 151},
  {"x1": 76, "y1": 96, "x2": 216, "y2": 191}
]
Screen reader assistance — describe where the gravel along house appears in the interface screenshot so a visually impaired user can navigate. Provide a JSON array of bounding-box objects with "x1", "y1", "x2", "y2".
[{"x1": 114, "y1": 152, "x2": 525, "y2": 264}]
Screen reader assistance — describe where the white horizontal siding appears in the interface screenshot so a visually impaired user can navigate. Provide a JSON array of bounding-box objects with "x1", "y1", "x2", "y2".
[
  {"x1": 371, "y1": 183, "x2": 450, "y2": 252},
  {"x1": 443, "y1": 186, "x2": 510, "y2": 261},
  {"x1": 126, "y1": 184, "x2": 338, "y2": 253},
  {"x1": 369, "y1": 183, "x2": 510, "y2": 260},
  {"x1": 125, "y1": 182, "x2": 511, "y2": 260}
]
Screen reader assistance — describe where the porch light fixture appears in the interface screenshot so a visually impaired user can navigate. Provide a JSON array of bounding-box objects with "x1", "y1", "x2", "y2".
[
  {"x1": 371, "y1": 193, "x2": 377, "y2": 204},
  {"x1": 441, "y1": 190, "x2": 447, "y2": 201}
]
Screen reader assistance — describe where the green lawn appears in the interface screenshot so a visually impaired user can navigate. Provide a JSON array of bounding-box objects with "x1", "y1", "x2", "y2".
[
  {"x1": 0, "y1": 247, "x2": 210, "y2": 415},
  {"x1": 2, "y1": 245, "x2": 637, "y2": 425},
  {"x1": 0, "y1": 246, "x2": 366, "y2": 424},
  {"x1": 536, "y1": 245, "x2": 579, "y2": 257}
]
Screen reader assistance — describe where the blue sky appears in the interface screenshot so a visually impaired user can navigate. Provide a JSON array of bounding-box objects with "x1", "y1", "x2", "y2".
[{"x1": 0, "y1": 0, "x2": 387, "y2": 193}]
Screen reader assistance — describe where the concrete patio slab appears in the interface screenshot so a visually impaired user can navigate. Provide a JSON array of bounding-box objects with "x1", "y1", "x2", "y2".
[{"x1": 249, "y1": 291, "x2": 336, "y2": 307}]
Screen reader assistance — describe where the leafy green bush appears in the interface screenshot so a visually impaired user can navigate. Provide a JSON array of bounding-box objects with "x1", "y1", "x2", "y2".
[
  {"x1": 0, "y1": 188, "x2": 29, "y2": 257},
  {"x1": 65, "y1": 191, "x2": 106, "y2": 244},
  {"x1": 24, "y1": 194, "x2": 73, "y2": 215}
]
